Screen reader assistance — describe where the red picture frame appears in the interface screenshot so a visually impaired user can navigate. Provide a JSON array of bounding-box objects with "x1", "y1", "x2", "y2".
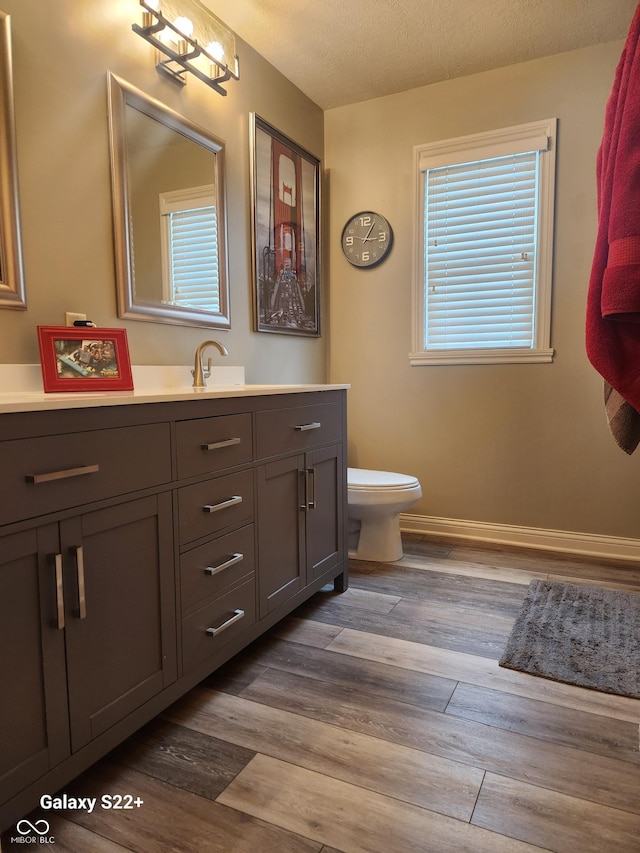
[{"x1": 37, "y1": 326, "x2": 134, "y2": 392}]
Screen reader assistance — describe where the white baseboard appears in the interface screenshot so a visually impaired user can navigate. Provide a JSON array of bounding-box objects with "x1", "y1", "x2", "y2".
[{"x1": 399, "y1": 513, "x2": 640, "y2": 562}]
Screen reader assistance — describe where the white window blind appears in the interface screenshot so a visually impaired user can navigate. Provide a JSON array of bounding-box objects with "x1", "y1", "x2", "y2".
[
  {"x1": 411, "y1": 119, "x2": 556, "y2": 365},
  {"x1": 159, "y1": 185, "x2": 219, "y2": 310},
  {"x1": 425, "y1": 151, "x2": 538, "y2": 351}
]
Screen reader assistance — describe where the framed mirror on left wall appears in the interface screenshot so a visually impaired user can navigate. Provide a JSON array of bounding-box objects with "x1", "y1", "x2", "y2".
[
  {"x1": 107, "y1": 72, "x2": 230, "y2": 329},
  {"x1": 0, "y1": 11, "x2": 26, "y2": 310}
]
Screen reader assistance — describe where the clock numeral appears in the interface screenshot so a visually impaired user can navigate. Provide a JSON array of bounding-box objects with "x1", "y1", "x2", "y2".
[
  {"x1": 345, "y1": 235, "x2": 354, "y2": 246},
  {"x1": 378, "y1": 231, "x2": 386, "y2": 242},
  {"x1": 359, "y1": 216, "x2": 372, "y2": 227},
  {"x1": 362, "y1": 251, "x2": 370, "y2": 262}
]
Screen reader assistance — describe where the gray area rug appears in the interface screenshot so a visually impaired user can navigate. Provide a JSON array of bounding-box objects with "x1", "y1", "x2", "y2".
[{"x1": 499, "y1": 579, "x2": 640, "y2": 699}]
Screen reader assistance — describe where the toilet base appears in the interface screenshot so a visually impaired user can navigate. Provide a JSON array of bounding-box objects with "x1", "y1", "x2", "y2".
[{"x1": 349, "y1": 513, "x2": 404, "y2": 563}]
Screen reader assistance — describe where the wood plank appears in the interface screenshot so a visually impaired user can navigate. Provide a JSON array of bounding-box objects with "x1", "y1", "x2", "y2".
[
  {"x1": 296, "y1": 594, "x2": 509, "y2": 658},
  {"x1": 390, "y1": 596, "x2": 518, "y2": 637},
  {"x1": 446, "y1": 545, "x2": 640, "y2": 586},
  {"x1": 110, "y1": 717, "x2": 256, "y2": 798},
  {"x1": 348, "y1": 564, "x2": 528, "y2": 609},
  {"x1": 446, "y1": 682, "x2": 640, "y2": 764},
  {"x1": 220, "y1": 635, "x2": 457, "y2": 712},
  {"x1": 327, "y1": 627, "x2": 640, "y2": 724},
  {"x1": 472, "y1": 772, "x2": 640, "y2": 853},
  {"x1": 164, "y1": 688, "x2": 484, "y2": 821},
  {"x1": 398, "y1": 554, "x2": 547, "y2": 585},
  {"x1": 53, "y1": 762, "x2": 323, "y2": 852},
  {"x1": 26, "y1": 818, "x2": 130, "y2": 851},
  {"x1": 218, "y1": 753, "x2": 546, "y2": 853},
  {"x1": 549, "y1": 573, "x2": 640, "y2": 592},
  {"x1": 238, "y1": 666, "x2": 640, "y2": 815},
  {"x1": 315, "y1": 585, "x2": 402, "y2": 613},
  {"x1": 269, "y1": 615, "x2": 345, "y2": 648}
]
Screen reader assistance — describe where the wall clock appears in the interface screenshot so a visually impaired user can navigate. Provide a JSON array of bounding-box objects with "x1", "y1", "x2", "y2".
[{"x1": 341, "y1": 211, "x2": 393, "y2": 268}]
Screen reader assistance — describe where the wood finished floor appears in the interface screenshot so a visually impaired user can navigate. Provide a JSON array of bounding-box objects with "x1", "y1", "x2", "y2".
[{"x1": 4, "y1": 535, "x2": 640, "y2": 852}]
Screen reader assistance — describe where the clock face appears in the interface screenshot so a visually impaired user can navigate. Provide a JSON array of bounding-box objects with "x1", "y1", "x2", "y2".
[{"x1": 341, "y1": 211, "x2": 393, "y2": 268}]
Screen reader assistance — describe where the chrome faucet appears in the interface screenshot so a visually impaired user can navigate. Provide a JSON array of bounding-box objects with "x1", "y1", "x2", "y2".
[{"x1": 192, "y1": 340, "x2": 229, "y2": 388}]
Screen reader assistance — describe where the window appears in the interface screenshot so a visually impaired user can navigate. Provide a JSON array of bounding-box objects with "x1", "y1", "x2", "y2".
[
  {"x1": 411, "y1": 119, "x2": 556, "y2": 365},
  {"x1": 159, "y1": 185, "x2": 220, "y2": 311}
]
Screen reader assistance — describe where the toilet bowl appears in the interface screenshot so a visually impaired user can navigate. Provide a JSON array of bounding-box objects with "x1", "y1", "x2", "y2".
[{"x1": 347, "y1": 467, "x2": 422, "y2": 562}]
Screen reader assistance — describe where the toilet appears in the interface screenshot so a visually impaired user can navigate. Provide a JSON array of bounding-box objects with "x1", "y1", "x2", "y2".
[{"x1": 347, "y1": 467, "x2": 422, "y2": 562}]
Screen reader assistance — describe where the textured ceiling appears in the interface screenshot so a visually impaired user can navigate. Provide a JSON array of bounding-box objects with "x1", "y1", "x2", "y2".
[{"x1": 201, "y1": 0, "x2": 638, "y2": 109}]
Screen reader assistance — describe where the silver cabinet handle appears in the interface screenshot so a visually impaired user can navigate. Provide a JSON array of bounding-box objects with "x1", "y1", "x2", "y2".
[
  {"x1": 206, "y1": 609, "x2": 245, "y2": 637},
  {"x1": 202, "y1": 495, "x2": 243, "y2": 513},
  {"x1": 205, "y1": 553, "x2": 244, "y2": 576},
  {"x1": 75, "y1": 546, "x2": 87, "y2": 620},
  {"x1": 301, "y1": 468, "x2": 318, "y2": 511},
  {"x1": 54, "y1": 553, "x2": 65, "y2": 630},
  {"x1": 295, "y1": 422, "x2": 321, "y2": 432},
  {"x1": 308, "y1": 467, "x2": 317, "y2": 510},
  {"x1": 26, "y1": 463, "x2": 100, "y2": 484},
  {"x1": 201, "y1": 437, "x2": 241, "y2": 451}
]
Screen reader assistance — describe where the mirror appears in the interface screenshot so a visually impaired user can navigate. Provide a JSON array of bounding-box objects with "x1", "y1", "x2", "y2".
[
  {"x1": 0, "y1": 11, "x2": 26, "y2": 309},
  {"x1": 107, "y1": 72, "x2": 230, "y2": 328}
]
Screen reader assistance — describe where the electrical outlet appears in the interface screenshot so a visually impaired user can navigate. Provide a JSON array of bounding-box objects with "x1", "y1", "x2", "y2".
[{"x1": 65, "y1": 312, "x2": 86, "y2": 326}]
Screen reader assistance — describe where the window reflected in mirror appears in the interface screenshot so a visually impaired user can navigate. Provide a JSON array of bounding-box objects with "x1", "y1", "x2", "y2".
[
  {"x1": 107, "y1": 73, "x2": 230, "y2": 328},
  {"x1": 0, "y1": 11, "x2": 26, "y2": 310}
]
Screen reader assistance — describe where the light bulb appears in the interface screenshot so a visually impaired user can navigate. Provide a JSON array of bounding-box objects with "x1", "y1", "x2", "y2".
[
  {"x1": 144, "y1": 0, "x2": 160, "y2": 10},
  {"x1": 173, "y1": 16, "x2": 193, "y2": 38},
  {"x1": 206, "y1": 41, "x2": 224, "y2": 62}
]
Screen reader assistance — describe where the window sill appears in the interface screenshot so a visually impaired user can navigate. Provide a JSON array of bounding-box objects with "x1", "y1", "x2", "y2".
[{"x1": 409, "y1": 347, "x2": 555, "y2": 365}]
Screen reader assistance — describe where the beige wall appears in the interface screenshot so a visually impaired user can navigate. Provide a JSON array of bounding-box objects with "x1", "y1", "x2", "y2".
[
  {"x1": 0, "y1": 0, "x2": 326, "y2": 383},
  {"x1": 326, "y1": 41, "x2": 640, "y2": 541},
  {"x1": 2, "y1": 1, "x2": 637, "y2": 542}
]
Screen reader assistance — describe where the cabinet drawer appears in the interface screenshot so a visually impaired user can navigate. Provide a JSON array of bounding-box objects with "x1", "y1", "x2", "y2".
[
  {"x1": 0, "y1": 423, "x2": 171, "y2": 525},
  {"x1": 180, "y1": 524, "x2": 255, "y2": 613},
  {"x1": 182, "y1": 577, "x2": 256, "y2": 673},
  {"x1": 178, "y1": 470, "x2": 254, "y2": 544},
  {"x1": 176, "y1": 413, "x2": 253, "y2": 480},
  {"x1": 256, "y1": 401, "x2": 342, "y2": 459}
]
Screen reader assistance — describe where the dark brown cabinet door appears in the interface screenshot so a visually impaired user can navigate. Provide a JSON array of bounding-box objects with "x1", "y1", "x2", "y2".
[
  {"x1": 257, "y1": 444, "x2": 344, "y2": 617},
  {"x1": 257, "y1": 454, "x2": 306, "y2": 617},
  {"x1": 306, "y1": 444, "x2": 344, "y2": 583},
  {"x1": 0, "y1": 526, "x2": 70, "y2": 806},
  {"x1": 62, "y1": 493, "x2": 177, "y2": 752}
]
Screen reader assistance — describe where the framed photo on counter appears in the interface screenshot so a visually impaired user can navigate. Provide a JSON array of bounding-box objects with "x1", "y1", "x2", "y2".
[{"x1": 37, "y1": 326, "x2": 133, "y2": 392}]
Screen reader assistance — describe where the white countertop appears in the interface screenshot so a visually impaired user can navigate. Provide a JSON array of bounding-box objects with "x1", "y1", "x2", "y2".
[{"x1": 0, "y1": 365, "x2": 348, "y2": 414}]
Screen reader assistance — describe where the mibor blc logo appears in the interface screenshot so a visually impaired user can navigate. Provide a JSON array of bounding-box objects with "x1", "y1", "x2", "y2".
[{"x1": 11, "y1": 818, "x2": 55, "y2": 844}]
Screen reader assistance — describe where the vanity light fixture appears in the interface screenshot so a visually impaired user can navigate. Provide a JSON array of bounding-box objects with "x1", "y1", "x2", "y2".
[{"x1": 132, "y1": 0, "x2": 239, "y2": 96}]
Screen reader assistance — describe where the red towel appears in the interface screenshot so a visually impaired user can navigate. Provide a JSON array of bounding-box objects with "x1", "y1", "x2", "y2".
[{"x1": 586, "y1": 2, "x2": 640, "y2": 453}]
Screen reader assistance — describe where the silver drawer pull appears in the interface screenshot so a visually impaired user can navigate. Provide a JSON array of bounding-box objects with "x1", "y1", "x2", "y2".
[
  {"x1": 54, "y1": 553, "x2": 65, "y2": 630},
  {"x1": 295, "y1": 422, "x2": 321, "y2": 432},
  {"x1": 205, "y1": 553, "x2": 244, "y2": 576},
  {"x1": 26, "y1": 463, "x2": 100, "y2": 484},
  {"x1": 202, "y1": 495, "x2": 243, "y2": 513},
  {"x1": 201, "y1": 437, "x2": 242, "y2": 451},
  {"x1": 206, "y1": 609, "x2": 245, "y2": 637}
]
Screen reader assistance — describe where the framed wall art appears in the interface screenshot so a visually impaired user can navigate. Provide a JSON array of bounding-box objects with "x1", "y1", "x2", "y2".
[
  {"x1": 37, "y1": 326, "x2": 134, "y2": 392},
  {"x1": 250, "y1": 114, "x2": 321, "y2": 336}
]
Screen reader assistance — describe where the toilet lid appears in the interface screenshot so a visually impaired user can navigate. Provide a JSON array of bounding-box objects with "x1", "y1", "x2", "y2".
[{"x1": 347, "y1": 467, "x2": 420, "y2": 491}]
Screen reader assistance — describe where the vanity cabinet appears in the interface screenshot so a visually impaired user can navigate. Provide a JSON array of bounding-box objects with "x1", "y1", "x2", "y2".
[
  {"x1": 0, "y1": 387, "x2": 348, "y2": 832},
  {"x1": 0, "y1": 430, "x2": 177, "y2": 820},
  {"x1": 256, "y1": 399, "x2": 345, "y2": 616}
]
